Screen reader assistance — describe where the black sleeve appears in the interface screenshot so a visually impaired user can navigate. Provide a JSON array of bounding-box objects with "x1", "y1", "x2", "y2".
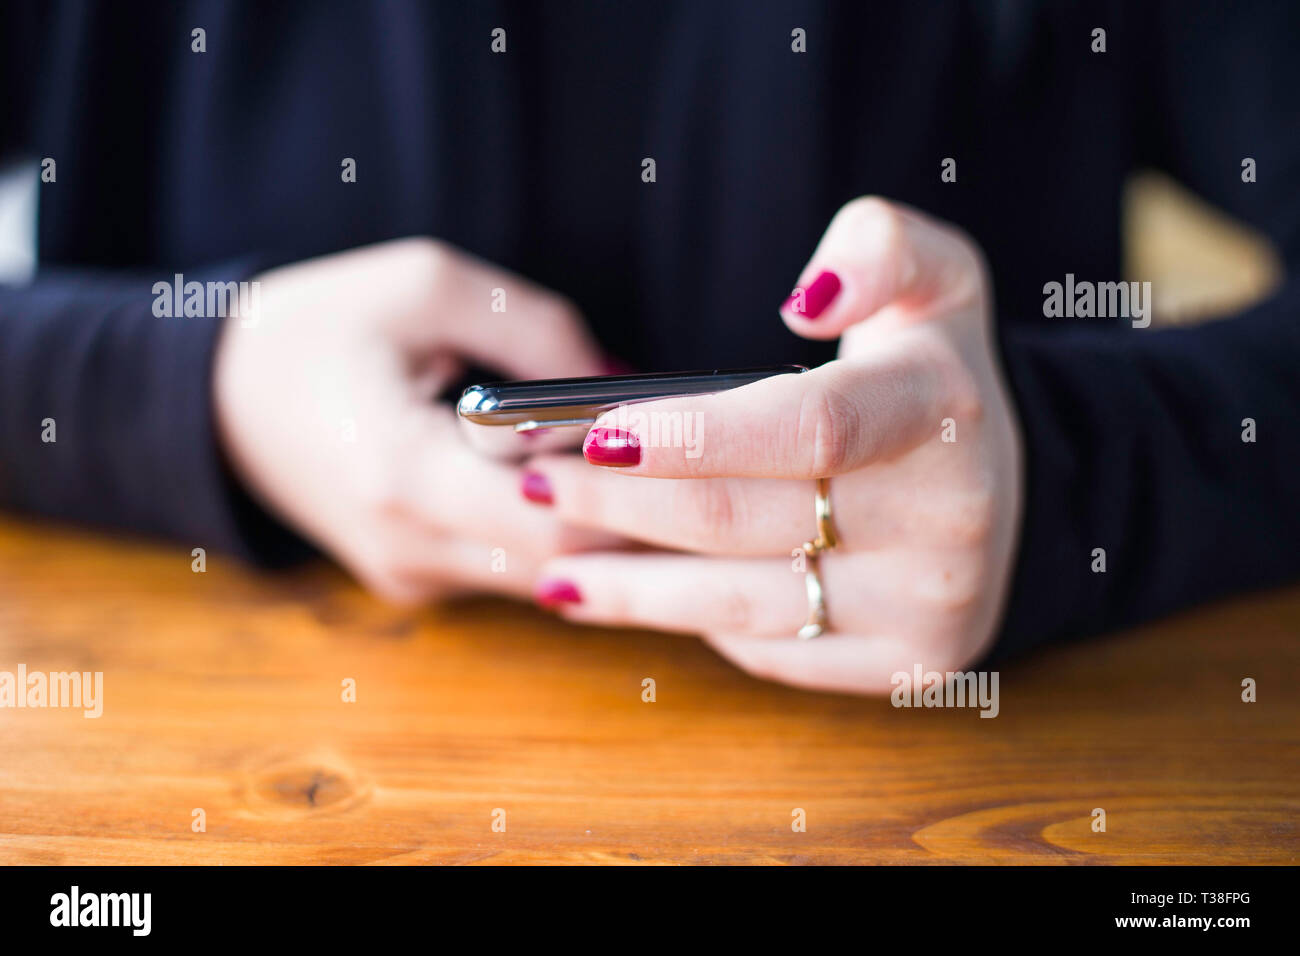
[
  {"x1": 0, "y1": 270, "x2": 313, "y2": 567},
  {"x1": 0, "y1": 3, "x2": 309, "y2": 567},
  {"x1": 991, "y1": 0, "x2": 1300, "y2": 658}
]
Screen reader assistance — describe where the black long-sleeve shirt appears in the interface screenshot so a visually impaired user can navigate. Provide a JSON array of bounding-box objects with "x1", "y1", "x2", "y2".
[{"x1": 2, "y1": 1, "x2": 1297, "y2": 660}]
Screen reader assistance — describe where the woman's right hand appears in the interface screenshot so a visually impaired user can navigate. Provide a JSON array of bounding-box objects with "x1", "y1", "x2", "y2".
[{"x1": 213, "y1": 237, "x2": 622, "y2": 603}]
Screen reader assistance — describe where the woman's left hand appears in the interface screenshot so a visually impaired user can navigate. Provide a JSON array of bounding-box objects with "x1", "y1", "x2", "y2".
[{"x1": 523, "y1": 198, "x2": 1024, "y2": 693}]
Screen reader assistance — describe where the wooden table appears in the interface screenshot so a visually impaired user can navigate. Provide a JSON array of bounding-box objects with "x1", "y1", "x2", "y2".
[{"x1": 0, "y1": 517, "x2": 1295, "y2": 865}]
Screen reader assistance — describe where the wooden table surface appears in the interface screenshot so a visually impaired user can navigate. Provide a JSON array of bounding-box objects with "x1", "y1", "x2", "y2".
[{"x1": 0, "y1": 516, "x2": 1296, "y2": 865}]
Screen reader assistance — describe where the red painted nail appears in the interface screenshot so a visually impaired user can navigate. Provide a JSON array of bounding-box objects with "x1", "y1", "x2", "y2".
[
  {"x1": 782, "y1": 270, "x2": 842, "y2": 319},
  {"x1": 520, "y1": 470, "x2": 554, "y2": 505},
  {"x1": 535, "y1": 578, "x2": 582, "y2": 607},
  {"x1": 584, "y1": 427, "x2": 641, "y2": 467}
]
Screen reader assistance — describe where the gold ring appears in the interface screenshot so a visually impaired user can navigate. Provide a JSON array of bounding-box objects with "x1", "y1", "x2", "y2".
[{"x1": 798, "y1": 478, "x2": 840, "y2": 640}]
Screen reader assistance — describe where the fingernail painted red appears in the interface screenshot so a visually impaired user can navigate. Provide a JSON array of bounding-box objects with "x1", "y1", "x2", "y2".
[
  {"x1": 584, "y1": 427, "x2": 641, "y2": 467},
  {"x1": 535, "y1": 578, "x2": 582, "y2": 607},
  {"x1": 520, "y1": 470, "x2": 554, "y2": 505},
  {"x1": 783, "y1": 270, "x2": 842, "y2": 319}
]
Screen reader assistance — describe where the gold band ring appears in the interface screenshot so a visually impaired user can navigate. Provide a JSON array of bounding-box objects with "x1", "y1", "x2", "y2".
[{"x1": 797, "y1": 478, "x2": 840, "y2": 640}]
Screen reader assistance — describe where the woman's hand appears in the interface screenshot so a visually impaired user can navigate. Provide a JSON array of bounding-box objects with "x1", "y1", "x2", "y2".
[
  {"x1": 524, "y1": 199, "x2": 1025, "y2": 693},
  {"x1": 214, "y1": 237, "x2": 622, "y2": 603}
]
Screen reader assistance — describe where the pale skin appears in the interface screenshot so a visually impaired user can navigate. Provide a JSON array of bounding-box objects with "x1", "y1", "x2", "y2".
[
  {"x1": 213, "y1": 237, "x2": 625, "y2": 604},
  {"x1": 215, "y1": 198, "x2": 1025, "y2": 694},
  {"x1": 527, "y1": 198, "x2": 1025, "y2": 693}
]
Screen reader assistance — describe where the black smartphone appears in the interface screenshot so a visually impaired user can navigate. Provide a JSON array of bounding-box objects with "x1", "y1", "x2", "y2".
[{"x1": 458, "y1": 365, "x2": 807, "y2": 431}]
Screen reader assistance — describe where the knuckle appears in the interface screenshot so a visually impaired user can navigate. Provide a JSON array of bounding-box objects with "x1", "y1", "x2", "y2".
[
  {"x1": 942, "y1": 377, "x2": 985, "y2": 428},
  {"x1": 798, "y1": 383, "x2": 861, "y2": 476},
  {"x1": 951, "y1": 376, "x2": 986, "y2": 423},
  {"x1": 537, "y1": 293, "x2": 583, "y2": 329},
  {"x1": 945, "y1": 489, "x2": 996, "y2": 547},
  {"x1": 926, "y1": 338, "x2": 985, "y2": 422},
  {"x1": 352, "y1": 548, "x2": 428, "y2": 605},
  {"x1": 916, "y1": 564, "x2": 983, "y2": 614},
  {"x1": 687, "y1": 481, "x2": 740, "y2": 543},
  {"x1": 841, "y1": 196, "x2": 909, "y2": 256},
  {"x1": 712, "y1": 586, "x2": 755, "y2": 634},
  {"x1": 401, "y1": 235, "x2": 441, "y2": 256},
  {"x1": 839, "y1": 195, "x2": 900, "y2": 233},
  {"x1": 522, "y1": 287, "x2": 584, "y2": 337},
  {"x1": 406, "y1": 236, "x2": 453, "y2": 288},
  {"x1": 937, "y1": 228, "x2": 988, "y2": 304},
  {"x1": 528, "y1": 526, "x2": 565, "y2": 557},
  {"x1": 945, "y1": 225, "x2": 986, "y2": 276},
  {"x1": 535, "y1": 524, "x2": 589, "y2": 557}
]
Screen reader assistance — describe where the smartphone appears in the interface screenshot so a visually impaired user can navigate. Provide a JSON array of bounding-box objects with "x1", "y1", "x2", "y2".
[{"x1": 458, "y1": 365, "x2": 807, "y2": 432}]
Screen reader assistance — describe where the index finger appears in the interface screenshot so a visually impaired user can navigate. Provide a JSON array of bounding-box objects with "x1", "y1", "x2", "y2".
[{"x1": 581, "y1": 341, "x2": 954, "y2": 479}]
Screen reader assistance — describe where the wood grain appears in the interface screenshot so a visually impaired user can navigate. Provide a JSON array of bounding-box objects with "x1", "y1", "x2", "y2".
[{"x1": 0, "y1": 516, "x2": 1295, "y2": 865}]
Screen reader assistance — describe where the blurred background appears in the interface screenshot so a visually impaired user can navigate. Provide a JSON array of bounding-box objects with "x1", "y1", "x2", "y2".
[{"x1": 1125, "y1": 170, "x2": 1280, "y2": 325}]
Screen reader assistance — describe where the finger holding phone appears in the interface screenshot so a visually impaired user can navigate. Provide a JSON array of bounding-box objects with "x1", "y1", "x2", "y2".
[
  {"x1": 522, "y1": 198, "x2": 1026, "y2": 693},
  {"x1": 213, "y1": 237, "x2": 626, "y2": 603}
]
